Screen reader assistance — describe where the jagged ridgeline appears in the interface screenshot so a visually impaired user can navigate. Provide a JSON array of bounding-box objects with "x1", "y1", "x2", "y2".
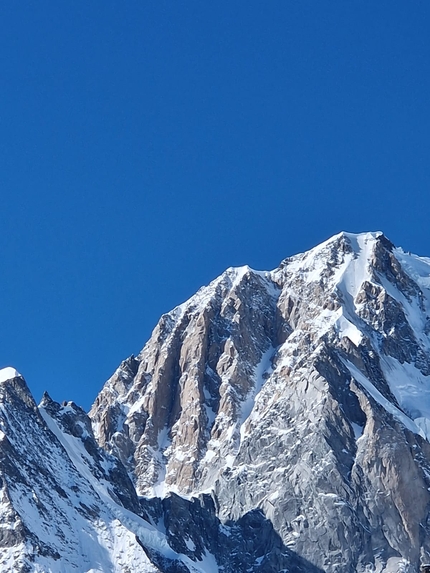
[{"x1": 2, "y1": 232, "x2": 430, "y2": 572}]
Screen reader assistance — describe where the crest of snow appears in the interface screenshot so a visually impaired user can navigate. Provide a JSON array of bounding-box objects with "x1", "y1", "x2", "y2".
[
  {"x1": 270, "y1": 232, "x2": 378, "y2": 349},
  {"x1": 249, "y1": 268, "x2": 281, "y2": 298},
  {"x1": 0, "y1": 367, "x2": 21, "y2": 383},
  {"x1": 319, "y1": 230, "x2": 382, "y2": 252},
  {"x1": 165, "y1": 265, "x2": 280, "y2": 335}
]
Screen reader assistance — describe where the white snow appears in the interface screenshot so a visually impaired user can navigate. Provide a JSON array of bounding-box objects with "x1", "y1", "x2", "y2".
[
  {"x1": 185, "y1": 537, "x2": 196, "y2": 551},
  {"x1": 0, "y1": 367, "x2": 21, "y2": 383},
  {"x1": 394, "y1": 247, "x2": 430, "y2": 294},
  {"x1": 335, "y1": 312, "x2": 363, "y2": 346},
  {"x1": 192, "y1": 550, "x2": 219, "y2": 573},
  {"x1": 274, "y1": 231, "x2": 377, "y2": 296},
  {"x1": 350, "y1": 422, "x2": 364, "y2": 440},
  {"x1": 378, "y1": 356, "x2": 430, "y2": 440},
  {"x1": 339, "y1": 232, "x2": 377, "y2": 299},
  {"x1": 198, "y1": 346, "x2": 276, "y2": 490},
  {"x1": 270, "y1": 232, "x2": 378, "y2": 353},
  {"x1": 149, "y1": 426, "x2": 173, "y2": 498},
  {"x1": 239, "y1": 346, "x2": 275, "y2": 443}
]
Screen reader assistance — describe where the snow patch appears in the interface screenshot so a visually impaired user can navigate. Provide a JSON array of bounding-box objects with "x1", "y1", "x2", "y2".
[
  {"x1": 194, "y1": 550, "x2": 219, "y2": 573},
  {"x1": 335, "y1": 313, "x2": 363, "y2": 346},
  {"x1": 351, "y1": 422, "x2": 364, "y2": 440},
  {"x1": 239, "y1": 346, "x2": 275, "y2": 443},
  {"x1": 185, "y1": 537, "x2": 196, "y2": 551}
]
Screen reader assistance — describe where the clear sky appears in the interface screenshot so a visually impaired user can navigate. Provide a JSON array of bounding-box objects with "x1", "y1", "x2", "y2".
[{"x1": 1, "y1": 1, "x2": 429, "y2": 410}]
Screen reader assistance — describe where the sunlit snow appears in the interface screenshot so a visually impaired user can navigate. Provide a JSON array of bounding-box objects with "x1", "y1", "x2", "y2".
[{"x1": 0, "y1": 367, "x2": 21, "y2": 383}]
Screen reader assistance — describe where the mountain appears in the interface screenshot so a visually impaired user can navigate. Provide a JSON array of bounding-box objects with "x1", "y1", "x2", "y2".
[{"x1": 2, "y1": 231, "x2": 430, "y2": 572}]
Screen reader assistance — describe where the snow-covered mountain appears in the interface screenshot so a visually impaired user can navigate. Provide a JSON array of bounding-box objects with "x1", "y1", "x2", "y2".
[{"x1": 3, "y1": 231, "x2": 430, "y2": 572}]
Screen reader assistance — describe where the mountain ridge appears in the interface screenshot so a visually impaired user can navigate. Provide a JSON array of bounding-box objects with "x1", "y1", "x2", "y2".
[{"x1": 2, "y1": 231, "x2": 430, "y2": 572}]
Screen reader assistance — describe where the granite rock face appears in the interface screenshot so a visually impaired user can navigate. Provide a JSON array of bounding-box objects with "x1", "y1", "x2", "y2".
[{"x1": 91, "y1": 232, "x2": 430, "y2": 572}]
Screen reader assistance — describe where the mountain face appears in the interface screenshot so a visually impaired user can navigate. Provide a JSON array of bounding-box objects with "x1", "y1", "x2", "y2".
[{"x1": 2, "y1": 232, "x2": 430, "y2": 572}]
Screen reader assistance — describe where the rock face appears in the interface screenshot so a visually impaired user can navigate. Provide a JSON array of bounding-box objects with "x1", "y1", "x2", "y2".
[
  {"x1": 3, "y1": 231, "x2": 430, "y2": 572},
  {"x1": 1, "y1": 370, "x2": 302, "y2": 572},
  {"x1": 0, "y1": 370, "x2": 169, "y2": 572},
  {"x1": 90, "y1": 232, "x2": 430, "y2": 572}
]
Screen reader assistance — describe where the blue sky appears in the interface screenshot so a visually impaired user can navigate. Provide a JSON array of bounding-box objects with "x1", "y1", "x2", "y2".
[{"x1": 1, "y1": 2, "x2": 429, "y2": 410}]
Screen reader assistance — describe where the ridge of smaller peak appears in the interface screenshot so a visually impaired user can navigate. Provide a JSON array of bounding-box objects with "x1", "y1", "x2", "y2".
[{"x1": 40, "y1": 390, "x2": 56, "y2": 408}]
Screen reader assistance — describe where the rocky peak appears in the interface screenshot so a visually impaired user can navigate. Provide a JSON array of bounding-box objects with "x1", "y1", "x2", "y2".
[
  {"x1": 89, "y1": 231, "x2": 430, "y2": 571},
  {"x1": 0, "y1": 367, "x2": 37, "y2": 412},
  {"x1": 90, "y1": 263, "x2": 280, "y2": 496}
]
